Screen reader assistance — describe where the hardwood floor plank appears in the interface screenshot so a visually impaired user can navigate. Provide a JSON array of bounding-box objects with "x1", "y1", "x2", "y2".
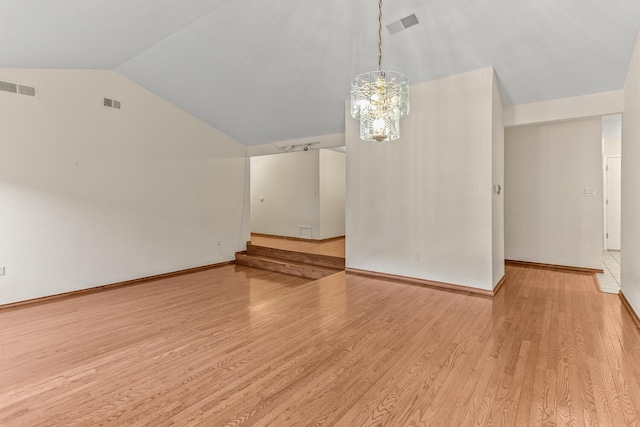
[
  {"x1": 260, "y1": 278, "x2": 469, "y2": 426},
  {"x1": 511, "y1": 271, "x2": 548, "y2": 425},
  {"x1": 333, "y1": 295, "x2": 488, "y2": 426},
  {"x1": 454, "y1": 265, "x2": 527, "y2": 426},
  {"x1": 597, "y1": 296, "x2": 640, "y2": 425},
  {"x1": 567, "y1": 274, "x2": 600, "y2": 426},
  {"x1": 466, "y1": 267, "x2": 537, "y2": 426},
  {"x1": 169, "y1": 274, "x2": 423, "y2": 425},
  {"x1": 0, "y1": 265, "x2": 639, "y2": 426}
]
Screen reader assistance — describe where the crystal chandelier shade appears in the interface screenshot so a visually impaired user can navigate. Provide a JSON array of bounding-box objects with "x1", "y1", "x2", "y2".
[
  {"x1": 350, "y1": 0, "x2": 410, "y2": 142},
  {"x1": 351, "y1": 70, "x2": 410, "y2": 142}
]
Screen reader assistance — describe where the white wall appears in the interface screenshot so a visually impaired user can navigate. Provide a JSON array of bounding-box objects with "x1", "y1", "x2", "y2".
[
  {"x1": 504, "y1": 118, "x2": 603, "y2": 269},
  {"x1": 346, "y1": 67, "x2": 499, "y2": 291},
  {"x1": 319, "y1": 149, "x2": 346, "y2": 239},
  {"x1": 250, "y1": 150, "x2": 321, "y2": 239},
  {"x1": 503, "y1": 90, "x2": 623, "y2": 127},
  {"x1": 603, "y1": 138, "x2": 622, "y2": 156},
  {"x1": 622, "y1": 32, "x2": 640, "y2": 318},
  {"x1": 492, "y1": 74, "x2": 505, "y2": 287},
  {"x1": 0, "y1": 69, "x2": 249, "y2": 305},
  {"x1": 250, "y1": 149, "x2": 346, "y2": 240}
]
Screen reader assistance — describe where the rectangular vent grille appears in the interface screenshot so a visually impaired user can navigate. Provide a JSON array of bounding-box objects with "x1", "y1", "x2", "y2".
[
  {"x1": 1, "y1": 79, "x2": 37, "y2": 97},
  {"x1": 387, "y1": 13, "x2": 420, "y2": 34},
  {"x1": 18, "y1": 85, "x2": 36, "y2": 97},
  {"x1": 386, "y1": 21, "x2": 404, "y2": 35},
  {"x1": 103, "y1": 97, "x2": 122, "y2": 110},
  {"x1": 400, "y1": 14, "x2": 419, "y2": 29},
  {"x1": 0, "y1": 81, "x2": 18, "y2": 93}
]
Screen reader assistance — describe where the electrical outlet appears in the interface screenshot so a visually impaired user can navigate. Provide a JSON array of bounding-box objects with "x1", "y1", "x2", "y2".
[
  {"x1": 217, "y1": 240, "x2": 221, "y2": 246},
  {"x1": 413, "y1": 252, "x2": 420, "y2": 262},
  {"x1": 0, "y1": 266, "x2": 5, "y2": 276}
]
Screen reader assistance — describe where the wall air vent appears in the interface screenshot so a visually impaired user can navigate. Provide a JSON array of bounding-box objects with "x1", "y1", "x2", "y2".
[
  {"x1": 0, "y1": 79, "x2": 37, "y2": 97},
  {"x1": 18, "y1": 85, "x2": 36, "y2": 97},
  {"x1": 103, "y1": 97, "x2": 122, "y2": 110},
  {"x1": 386, "y1": 13, "x2": 420, "y2": 35},
  {"x1": 0, "y1": 81, "x2": 18, "y2": 94}
]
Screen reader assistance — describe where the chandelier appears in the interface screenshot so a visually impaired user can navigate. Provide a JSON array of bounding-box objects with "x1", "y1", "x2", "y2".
[{"x1": 351, "y1": 0, "x2": 410, "y2": 142}]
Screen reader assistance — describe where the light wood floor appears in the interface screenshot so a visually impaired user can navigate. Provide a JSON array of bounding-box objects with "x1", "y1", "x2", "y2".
[
  {"x1": 250, "y1": 234, "x2": 345, "y2": 258},
  {"x1": 1, "y1": 265, "x2": 639, "y2": 426}
]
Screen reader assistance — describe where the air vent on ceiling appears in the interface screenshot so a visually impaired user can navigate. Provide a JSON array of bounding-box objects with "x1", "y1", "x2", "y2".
[
  {"x1": 400, "y1": 14, "x2": 419, "y2": 29},
  {"x1": 386, "y1": 13, "x2": 420, "y2": 35},
  {"x1": 103, "y1": 97, "x2": 122, "y2": 110},
  {"x1": 386, "y1": 21, "x2": 404, "y2": 35},
  {"x1": 0, "y1": 79, "x2": 37, "y2": 97}
]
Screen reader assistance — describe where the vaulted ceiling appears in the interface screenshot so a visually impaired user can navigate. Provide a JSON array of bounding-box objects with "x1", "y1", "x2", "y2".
[{"x1": 2, "y1": 0, "x2": 639, "y2": 145}]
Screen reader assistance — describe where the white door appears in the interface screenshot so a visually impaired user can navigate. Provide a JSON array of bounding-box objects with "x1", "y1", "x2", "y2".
[{"x1": 606, "y1": 156, "x2": 621, "y2": 250}]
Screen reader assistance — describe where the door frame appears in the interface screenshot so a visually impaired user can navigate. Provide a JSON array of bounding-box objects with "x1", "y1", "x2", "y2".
[{"x1": 603, "y1": 155, "x2": 621, "y2": 250}]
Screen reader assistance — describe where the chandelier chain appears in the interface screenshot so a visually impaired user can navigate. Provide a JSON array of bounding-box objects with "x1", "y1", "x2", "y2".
[{"x1": 378, "y1": 0, "x2": 382, "y2": 71}]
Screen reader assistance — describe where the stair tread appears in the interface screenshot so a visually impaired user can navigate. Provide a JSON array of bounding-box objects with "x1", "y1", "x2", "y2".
[
  {"x1": 247, "y1": 243, "x2": 344, "y2": 260},
  {"x1": 246, "y1": 244, "x2": 345, "y2": 269},
  {"x1": 236, "y1": 253, "x2": 342, "y2": 272}
]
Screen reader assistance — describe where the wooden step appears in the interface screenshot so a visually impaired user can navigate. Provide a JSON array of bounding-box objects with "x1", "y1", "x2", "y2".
[
  {"x1": 235, "y1": 253, "x2": 342, "y2": 280},
  {"x1": 246, "y1": 244, "x2": 345, "y2": 269}
]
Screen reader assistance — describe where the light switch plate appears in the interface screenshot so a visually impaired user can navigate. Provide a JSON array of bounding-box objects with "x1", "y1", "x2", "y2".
[{"x1": 584, "y1": 187, "x2": 596, "y2": 197}]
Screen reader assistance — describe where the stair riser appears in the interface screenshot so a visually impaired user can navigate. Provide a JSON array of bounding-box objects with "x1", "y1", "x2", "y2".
[
  {"x1": 236, "y1": 257, "x2": 335, "y2": 280},
  {"x1": 247, "y1": 245, "x2": 345, "y2": 269}
]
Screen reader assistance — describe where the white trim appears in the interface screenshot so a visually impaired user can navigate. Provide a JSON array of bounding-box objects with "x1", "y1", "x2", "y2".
[{"x1": 603, "y1": 154, "x2": 621, "y2": 250}]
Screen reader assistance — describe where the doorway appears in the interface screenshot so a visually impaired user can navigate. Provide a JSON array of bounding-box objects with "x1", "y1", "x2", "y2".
[
  {"x1": 598, "y1": 114, "x2": 622, "y2": 293},
  {"x1": 605, "y1": 156, "x2": 621, "y2": 250},
  {"x1": 249, "y1": 147, "x2": 346, "y2": 241}
]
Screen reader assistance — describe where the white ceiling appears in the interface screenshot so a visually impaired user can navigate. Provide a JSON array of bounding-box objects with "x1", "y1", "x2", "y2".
[{"x1": 2, "y1": 0, "x2": 640, "y2": 146}]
